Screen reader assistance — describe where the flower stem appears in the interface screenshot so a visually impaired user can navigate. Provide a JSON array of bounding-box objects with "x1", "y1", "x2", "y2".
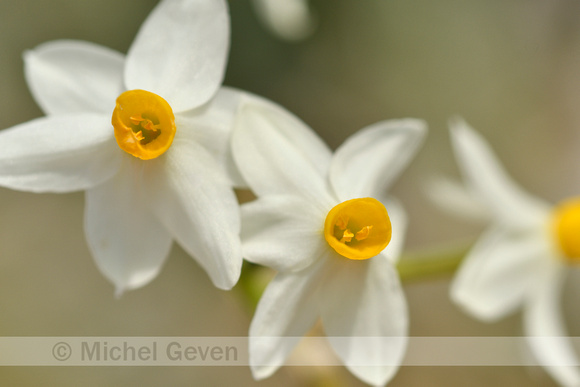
[{"x1": 396, "y1": 242, "x2": 471, "y2": 282}]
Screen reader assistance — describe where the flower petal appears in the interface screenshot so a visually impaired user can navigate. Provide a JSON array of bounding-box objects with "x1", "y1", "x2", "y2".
[
  {"x1": 176, "y1": 87, "x2": 247, "y2": 187},
  {"x1": 426, "y1": 177, "x2": 491, "y2": 222},
  {"x1": 523, "y1": 259, "x2": 580, "y2": 387},
  {"x1": 24, "y1": 40, "x2": 124, "y2": 115},
  {"x1": 321, "y1": 256, "x2": 408, "y2": 386},
  {"x1": 249, "y1": 258, "x2": 327, "y2": 379},
  {"x1": 84, "y1": 155, "x2": 173, "y2": 295},
  {"x1": 380, "y1": 196, "x2": 407, "y2": 264},
  {"x1": 251, "y1": 0, "x2": 317, "y2": 41},
  {"x1": 143, "y1": 137, "x2": 242, "y2": 290},
  {"x1": 125, "y1": 0, "x2": 229, "y2": 112},
  {"x1": 241, "y1": 195, "x2": 329, "y2": 272},
  {"x1": 450, "y1": 226, "x2": 547, "y2": 321},
  {"x1": 0, "y1": 114, "x2": 120, "y2": 192},
  {"x1": 231, "y1": 99, "x2": 333, "y2": 206},
  {"x1": 330, "y1": 119, "x2": 426, "y2": 201},
  {"x1": 450, "y1": 118, "x2": 550, "y2": 228}
]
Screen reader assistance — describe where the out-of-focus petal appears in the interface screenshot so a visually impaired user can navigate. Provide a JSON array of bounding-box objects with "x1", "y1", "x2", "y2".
[
  {"x1": 125, "y1": 0, "x2": 229, "y2": 112},
  {"x1": 450, "y1": 118, "x2": 550, "y2": 228},
  {"x1": 251, "y1": 0, "x2": 316, "y2": 41},
  {"x1": 524, "y1": 259, "x2": 580, "y2": 387},
  {"x1": 241, "y1": 195, "x2": 329, "y2": 272},
  {"x1": 24, "y1": 40, "x2": 124, "y2": 115},
  {"x1": 231, "y1": 100, "x2": 333, "y2": 207},
  {"x1": 176, "y1": 87, "x2": 247, "y2": 187},
  {"x1": 0, "y1": 114, "x2": 120, "y2": 192},
  {"x1": 249, "y1": 258, "x2": 327, "y2": 379},
  {"x1": 450, "y1": 227, "x2": 547, "y2": 321},
  {"x1": 321, "y1": 256, "x2": 408, "y2": 386},
  {"x1": 84, "y1": 155, "x2": 173, "y2": 295},
  {"x1": 380, "y1": 197, "x2": 407, "y2": 264},
  {"x1": 330, "y1": 119, "x2": 426, "y2": 201},
  {"x1": 426, "y1": 177, "x2": 490, "y2": 222},
  {"x1": 143, "y1": 137, "x2": 242, "y2": 290}
]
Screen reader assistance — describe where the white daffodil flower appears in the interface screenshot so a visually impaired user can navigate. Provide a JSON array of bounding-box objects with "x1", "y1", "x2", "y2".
[
  {"x1": 441, "y1": 119, "x2": 580, "y2": 387},
  {"x1": 231, "y1": 99, "x2": 426, "y2": 386},
  {"x1": 251, "y1": 0, "x2": 316, "y2": 41},
  {"x1": 0, "y1": 0, "x2": 245, "y2": 295}
]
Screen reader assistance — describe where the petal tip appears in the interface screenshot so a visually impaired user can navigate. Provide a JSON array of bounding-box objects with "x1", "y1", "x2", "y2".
[
  {"x1": 448, "y1": 115, "x2": 467, "y2": 130},
  {"x1": 22, "y1": 49, "x2": 35, "y2": 63},
  {"x1": 114, "y1": 286, "x2": 126, "y2": 299},
  {"x1": 250, "y1": 364, "x2": 278, "y2": 380},
  {"x1": 450, "y1": 285, "x2": 505, "y2": 323},
  {"x1": 210, "y1": 251, "x2": 243, "y2": 291},
  {"x1": 449, "y1": 116, "x2": 476, "y2": 142}
]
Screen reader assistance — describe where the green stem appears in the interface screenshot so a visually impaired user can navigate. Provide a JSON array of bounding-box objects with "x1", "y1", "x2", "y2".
[{"x1": 396, "y1": 242, "x2": 471, "y2": 282}]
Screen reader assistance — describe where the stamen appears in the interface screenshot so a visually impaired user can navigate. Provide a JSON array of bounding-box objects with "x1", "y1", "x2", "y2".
[
  {"x1": 132, "y1": 130, "x2": 145, "y2": 142},
  {"x1": 142, "y1": 120, "x2": 157, "y2": 131},
  {"x1": 355, "y1": 226, "x2": 372, "y2": 241},
  {"x1": 129, "y1": 115, "x2": 144, "y2": 125},
  {"x1": 336, "y1": 215, "x2": 349, "y2": 230},
  {"x1": 340, "y1": 229, "x2": 354, "y2": 243}
]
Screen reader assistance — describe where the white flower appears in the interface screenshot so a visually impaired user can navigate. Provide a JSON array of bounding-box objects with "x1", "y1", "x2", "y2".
[
  {"x1": 231, "y1": 99, "x2": 426, "y2": 386},
  {"x1": 251, "y1": 0, "x2": 316, "y2": 41},
  {"x1": 0, "y1": 0, "x2": 245, "y2": 295},
  {"x1": 439, "y1": 118, "x2": 580, "y2": 387}
]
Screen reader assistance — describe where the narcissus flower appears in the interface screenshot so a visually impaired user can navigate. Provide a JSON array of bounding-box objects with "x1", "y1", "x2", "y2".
[
  {"x1": 0, "y1": 0, "x2": 245, "y2": 294},
  {"x1": 437, "y1": 119, "x2": 580, "y2": 387},
  {"x1": 231, "y1": 100, "x2": 426, "y2": 386}
]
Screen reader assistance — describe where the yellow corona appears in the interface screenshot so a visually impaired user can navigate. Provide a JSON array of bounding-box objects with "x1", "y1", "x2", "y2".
[
  {"x1": 553, "y1": 197, "x2": 580, "y2": 262},
  {"x1": 112, "y1": 89, "x2": 176, "y2": 160},
  {"x1": 324, "y1": 197, "x2": 392, "y2": 260}
]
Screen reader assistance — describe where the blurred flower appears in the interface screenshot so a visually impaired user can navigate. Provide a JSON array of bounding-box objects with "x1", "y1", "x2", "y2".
[
  {"x1": 251, "y1": 0, "x2": 317, "y2": 41},
  {"x1": 0, "y1": 0, "x2": 246, "y2": 295},
  {"x1": 231, "y1": 99, "x2": 426, "y2": 386},
  {"x1": 435, "y1": 118, "x2": 580, "y2": 387}
]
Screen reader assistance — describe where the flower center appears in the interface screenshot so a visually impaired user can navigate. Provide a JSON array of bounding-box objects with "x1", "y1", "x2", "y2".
[
  {"x1": 324, "y1": 197, "x2": 392, "y2": 260},
  {"x1": 112, "y1": 89, "x2": 176, "y2": 160},
  {"x1": 552, "y1": 197, "x2": 580, "y2": 262}
]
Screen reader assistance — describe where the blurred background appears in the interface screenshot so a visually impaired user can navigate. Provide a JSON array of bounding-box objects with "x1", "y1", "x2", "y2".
[{"x1": 1, "y1": 0, "x2": 580, "y2": 385}]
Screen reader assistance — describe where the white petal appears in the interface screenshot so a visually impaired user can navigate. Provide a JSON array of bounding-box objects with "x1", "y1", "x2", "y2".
[
  {"x1": 143, "y1": 138, "x2": 242, "y2": 290},
  {"x1": 450, "y1": 118, "x2": 550, "y2": 228},
  {"x1": 84, "y1": 155, "x2": 173, "y2": 295},
  {"x1": 450, "y1": 226, "x2": 547, "y2": 321},
  {"x1": 175, "y1": 87, "x2": 247, "y2": 187},
  {"x1": 523, "y1": 259, "x2": 580, "y2": 387},
  {"x1": 321, "y1": 256, "x2": 408, "y2": 386},
  {"x1": 0, "y1": 114, "x2": 120, "y2": 192},
  {"x1": 125, "y1": 0, "x2": 229, "y2": 112},
  {"x1": 251, "y1": 0, "x2": 316, "y2": 41},
  {"x1": 231, "y1": 99, "x2": 333, "y2": 207},
  {"x1": 426, "y1": 177, "x2": 490, "y2": 222},
  {"x1": 24, "y1": 40, "x2": 124, "y2": 115},
  {"x1": 380, "y1": 197, "x2": 407, "y2": 264},
  {"x1": 241, "y1": 195, "x2": 329, "y2": 272},
  {"x1": 249, "y1": 258, "x2": 327, "y2": 379},
  {"x1": 330, "y1": 119, "x2": 426, "y2": 201}
]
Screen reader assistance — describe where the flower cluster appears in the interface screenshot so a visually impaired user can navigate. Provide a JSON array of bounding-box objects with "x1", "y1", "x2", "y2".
[{"x1": 1, "y1": 1, "x2": 579, "y2": 386}]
